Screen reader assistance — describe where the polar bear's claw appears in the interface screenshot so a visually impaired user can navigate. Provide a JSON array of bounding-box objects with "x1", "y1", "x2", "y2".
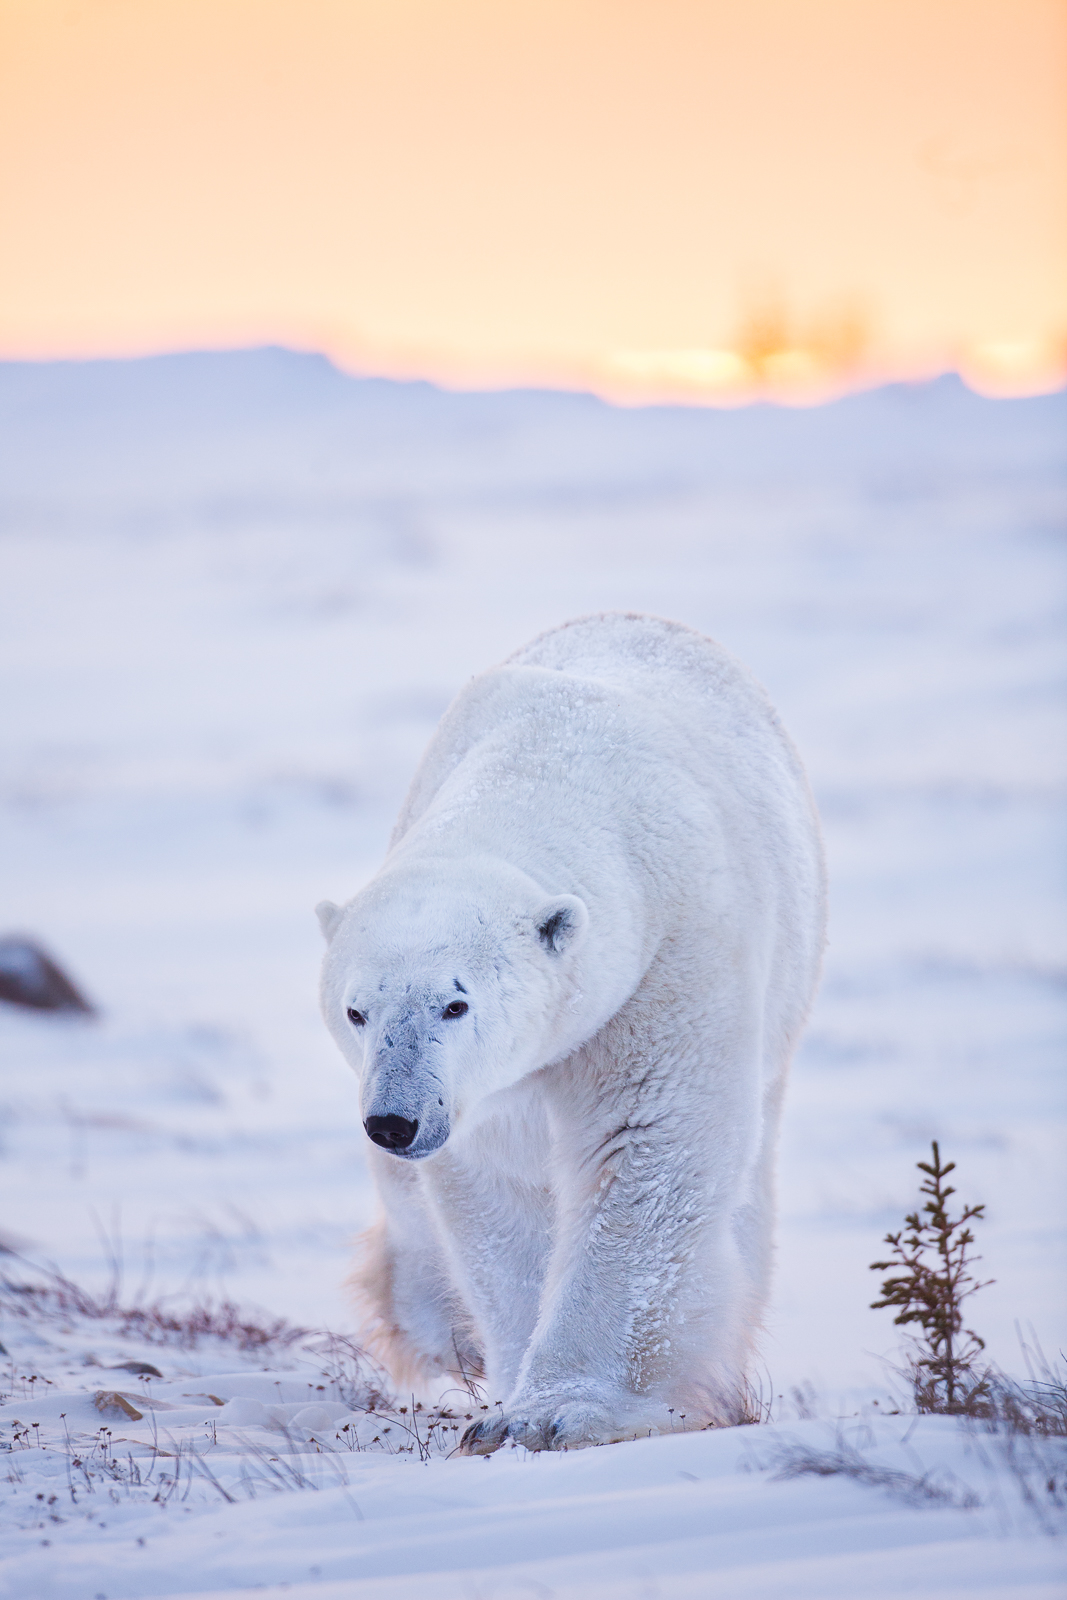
[
  {"x1": 459, "y1": 1400, "x2": 636, "y2": 1455},
  {"x1": 458, "y1": 1415, "x2": 510, "y2": 1455}
]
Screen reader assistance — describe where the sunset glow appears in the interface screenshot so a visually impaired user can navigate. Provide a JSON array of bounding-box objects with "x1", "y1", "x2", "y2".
[{"x1": 1, "y1": 0, "x2": 1064, "y2": 401}]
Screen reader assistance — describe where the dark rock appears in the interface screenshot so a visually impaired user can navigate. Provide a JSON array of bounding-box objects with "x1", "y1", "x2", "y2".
[{"x1": 0, "y1": 937, "x2": 95, "y2": 1015}]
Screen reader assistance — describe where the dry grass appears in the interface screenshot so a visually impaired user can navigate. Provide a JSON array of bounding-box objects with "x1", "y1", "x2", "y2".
[
  {"x1": 0, "y1": 1261, "x2": 305, "y2": 1354},
  {"x1": 770, "y1": 1431, "x2": 981, "y2": 1510},
  {"x1": 971, "y1": 1347, "x2": 1067, "y2": 1533}
]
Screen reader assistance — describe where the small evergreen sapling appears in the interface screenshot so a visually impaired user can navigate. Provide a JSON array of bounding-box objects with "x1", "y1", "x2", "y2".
[{"x1": 871, "y1": 1141, "x2": 993, "y2": 1413}]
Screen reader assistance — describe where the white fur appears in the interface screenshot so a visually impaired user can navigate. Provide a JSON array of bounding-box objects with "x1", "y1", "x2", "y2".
[{"x1": 318, "y1": 614, "x2": 826, "y2": 1451}]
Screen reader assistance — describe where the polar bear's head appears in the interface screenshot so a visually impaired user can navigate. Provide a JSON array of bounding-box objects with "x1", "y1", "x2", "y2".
[{"x1": 316, "y1": 859, "x2": 588, "y2": 1160}]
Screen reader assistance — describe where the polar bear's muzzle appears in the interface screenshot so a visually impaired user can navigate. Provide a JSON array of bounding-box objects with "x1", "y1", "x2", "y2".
[{"x1": 360, "y1": 1020, "x2": 451, "y2": 1158}]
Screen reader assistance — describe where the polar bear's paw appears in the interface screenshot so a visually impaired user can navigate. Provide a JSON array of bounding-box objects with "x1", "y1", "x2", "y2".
[{"x1": 459, "y1": 1397, "x2": 660, "y2": 1455}]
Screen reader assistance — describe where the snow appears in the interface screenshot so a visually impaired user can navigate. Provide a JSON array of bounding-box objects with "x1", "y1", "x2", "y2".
[
  {"x1": 1, "y1": 351, "x2": 1065, "y2": 1595},
  {"x1": 1, "y1": 1321, "x2": 1062, "y2": 1600}
]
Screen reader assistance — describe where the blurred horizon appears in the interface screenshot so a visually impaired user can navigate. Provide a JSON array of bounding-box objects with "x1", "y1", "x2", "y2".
[{"x1": 2, "y1": 0, "x2": 1065, "y2": 406}]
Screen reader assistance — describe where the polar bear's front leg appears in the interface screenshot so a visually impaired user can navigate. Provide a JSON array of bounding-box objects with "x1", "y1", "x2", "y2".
[
  {"x1": 460, "y1": 1027, "x2": 762, "y2": 1454},
  {"x1": 421, "y1": 1133, "x2": 555, "y2": 1405},
  {"x1": 353, "y1": 1146, "x2": 482, "y2": 1387}
]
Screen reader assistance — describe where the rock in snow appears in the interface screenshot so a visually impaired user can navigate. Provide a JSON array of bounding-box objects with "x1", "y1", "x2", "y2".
[{"x1": 0, "y1": 937, "x2": 95, "y2": 1015}]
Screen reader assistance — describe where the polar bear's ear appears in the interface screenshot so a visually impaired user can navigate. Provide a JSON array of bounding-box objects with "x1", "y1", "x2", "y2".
[
  {"x1": 535, "y1": 895, "x2": 589, "y2": 957},
  {"x1": 315, "y1": 900, "x2": 344, "y2": 943}
]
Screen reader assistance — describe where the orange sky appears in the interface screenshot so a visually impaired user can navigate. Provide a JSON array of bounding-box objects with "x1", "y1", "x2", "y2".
[{"x1": 1, "y1": 0, "x2": 1064, "y2": 402}]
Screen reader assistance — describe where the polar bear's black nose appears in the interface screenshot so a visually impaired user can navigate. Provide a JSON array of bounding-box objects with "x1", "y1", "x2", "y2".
[{"x1": 365, "y1": 1114, "x2": 419, "y2": 1151}]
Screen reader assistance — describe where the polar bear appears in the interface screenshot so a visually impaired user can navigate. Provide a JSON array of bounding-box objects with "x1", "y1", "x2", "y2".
[{"x1": 317, "y1": 613, "x2": 825, "y2": 1452}]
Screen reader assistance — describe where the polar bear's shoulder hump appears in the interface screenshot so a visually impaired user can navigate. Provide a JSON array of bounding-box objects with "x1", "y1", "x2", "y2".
[
  {"x1": 505, "y1": 614, "x2": 775, "y2": 721},
  {"x1": 389, "y1": 615, "x2": 789, "y2": 848}
]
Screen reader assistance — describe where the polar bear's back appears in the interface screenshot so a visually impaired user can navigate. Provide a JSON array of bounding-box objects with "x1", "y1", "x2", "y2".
[
  {"x1": 394, "y1": 614, "x2": 812, "y2": 844},
  {"x1": 507, "y1": 613, "x2": 779, "y2": 743},
  {"x1": 507, "y1": 613, "x2": 814, "y2": 815},
  {"x1": 392, "y1": 614, "x2": 818, "y2": 899},
  {"x1": 505, "y1": 612, "x2": 817, "y2": 869}
]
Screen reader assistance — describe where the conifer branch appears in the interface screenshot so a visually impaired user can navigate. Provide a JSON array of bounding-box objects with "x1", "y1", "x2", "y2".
[{"x1": 871, "y1": 1141, "x2": 993, "y2": 1412}]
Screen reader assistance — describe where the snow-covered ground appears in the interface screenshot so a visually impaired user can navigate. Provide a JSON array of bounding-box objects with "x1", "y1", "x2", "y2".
[{"x1": 1, "y1": 352, "x2": 1065, "y2": 1595}]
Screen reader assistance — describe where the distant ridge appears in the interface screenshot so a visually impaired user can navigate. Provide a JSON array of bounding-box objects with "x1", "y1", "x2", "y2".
[{"x1": 1, "y1": 348, "x2": 1063, "y2": 513}]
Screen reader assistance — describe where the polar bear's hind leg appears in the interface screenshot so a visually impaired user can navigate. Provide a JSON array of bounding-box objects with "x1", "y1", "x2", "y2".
[{"x1": 350, "y1": 1207, "x2": 482, "y2": 1389}]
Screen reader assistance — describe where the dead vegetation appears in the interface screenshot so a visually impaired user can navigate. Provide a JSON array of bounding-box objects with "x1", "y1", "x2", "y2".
[
  {"x1": 770, "y1": 1430, "x2": 981, "y2": 1510},
  {"x1": 0, "y1": 1262, "x2": 303, "y2": 1354},
  {"x1": 974, "y1": 1342, "x2": 1067, "y2": 1533}
]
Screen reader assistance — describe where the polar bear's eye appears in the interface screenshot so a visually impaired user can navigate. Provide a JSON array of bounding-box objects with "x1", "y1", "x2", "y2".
[
  {"x1": 347, "y1": 1007, "x2": 367, "y2": 1027},
  {"x1": 442, "y1": 1001, "x2": 468, "y2": 1020}
]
